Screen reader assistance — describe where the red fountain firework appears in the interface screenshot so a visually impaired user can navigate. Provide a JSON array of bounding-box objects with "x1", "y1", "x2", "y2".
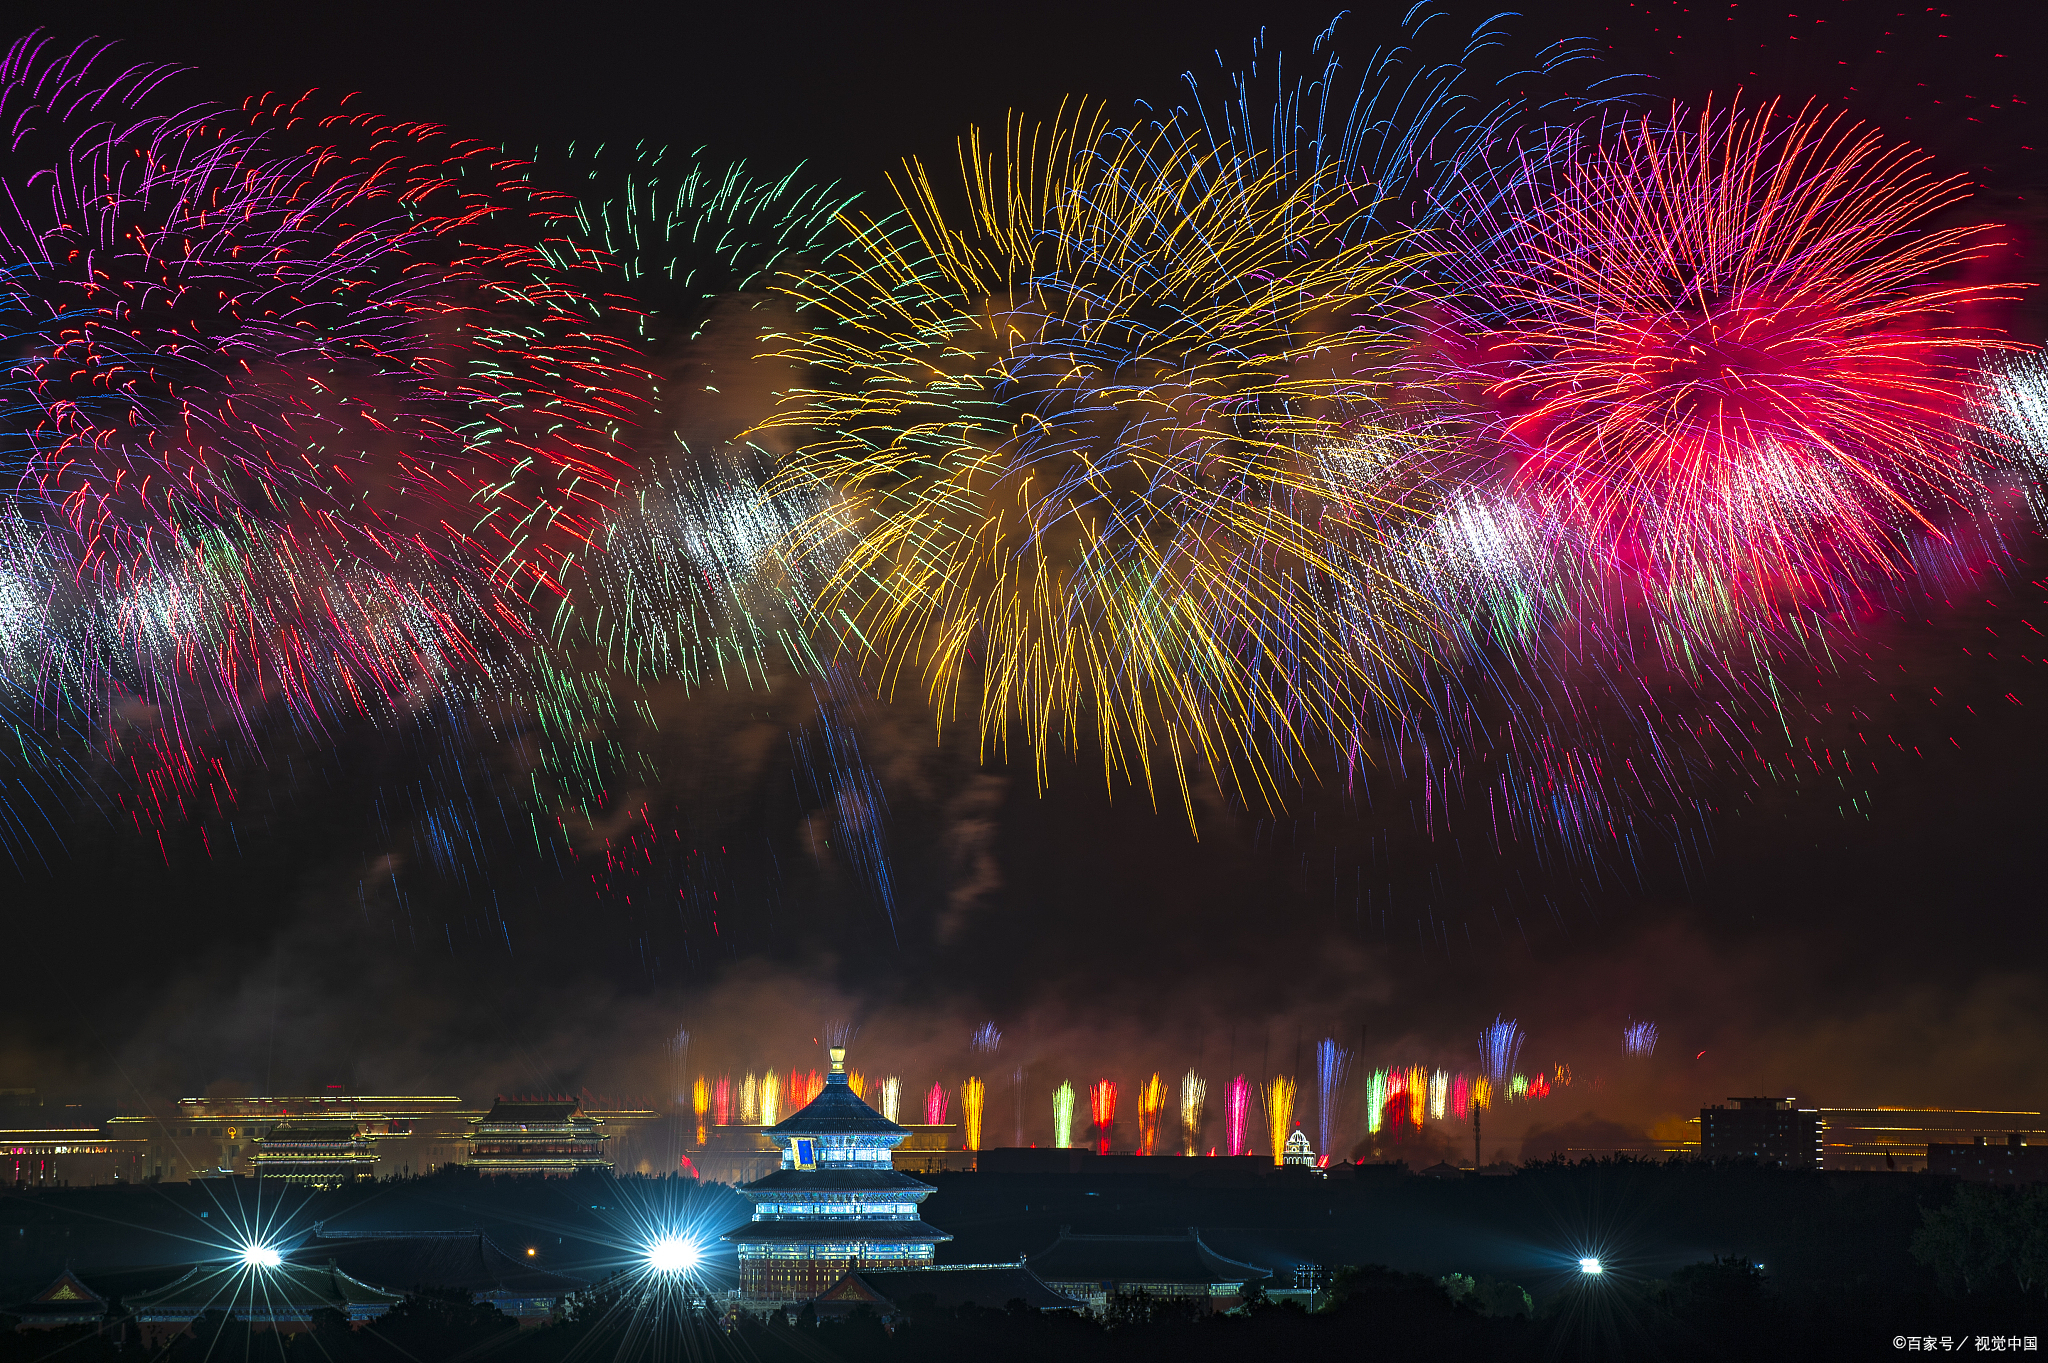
[
  {"x1": 713, "y1": 1075, "x2": 731, "y2": 1127},
  {"x1": 1089, "y1": 1080, "x2": 1118, "y2": 1156},
  {"x1": 1452, "y1": 1073, "x2": 1471, "y2": 1121},
  {"x1": 1441, "y1": 98, "x2": 2025, "y2": 626},
  {"x1": 925, "y1": 1081, "x2": 948, "y2": 1127},
  {"x1": 1225, "y1": 1076, "x2": 1251, "y2": 1157}
]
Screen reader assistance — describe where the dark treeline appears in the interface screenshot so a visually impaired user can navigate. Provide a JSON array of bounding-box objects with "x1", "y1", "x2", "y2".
[
  {"x1": 6, "y1": 1259, "x2": 2048, "y2": 1363},
  {"x1": 4, "y1": 1163, "x2": 2048, "y2": 1359}
]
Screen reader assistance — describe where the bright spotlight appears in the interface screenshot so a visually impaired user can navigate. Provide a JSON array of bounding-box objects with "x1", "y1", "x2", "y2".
[
  {"x1": 241, "y1": 1244, "x2": 282, "y2": 1270},
  {"x1": 1578, "y1": 1257, "x2": 1604, "y2": 1275},
  {"x1": 645, "y1": 1235, "x2": 699, "y2": 1274}
]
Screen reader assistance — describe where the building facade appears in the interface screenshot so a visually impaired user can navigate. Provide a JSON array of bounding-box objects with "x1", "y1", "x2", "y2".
[
  {"x1": 467, "y1": 1099, "x2": 612, "y2": 1175},
  {"x1": 1927, "y1": 1134, "x2": 2048, "y2": 1184},
  {"x1": 724, "y1": 1047, "x2": 951, "y2": 1305},
  {"x1": 249, "y1": 1119, "x2": 379, "y2": 1188},
  {"x1": 1699, "y1": 1098, "x2": 1823, "y2": 1168}
]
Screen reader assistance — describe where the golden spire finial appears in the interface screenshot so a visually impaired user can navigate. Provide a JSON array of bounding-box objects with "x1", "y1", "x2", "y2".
[{"x1": 829, "y1": 1046, "x2": 846, "y2": 1074}]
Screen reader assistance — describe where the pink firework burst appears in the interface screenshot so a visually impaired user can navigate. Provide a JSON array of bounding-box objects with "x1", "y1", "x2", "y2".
[{"x1": 1443, "y1": 98, "x2": 2025, "y2": 612}]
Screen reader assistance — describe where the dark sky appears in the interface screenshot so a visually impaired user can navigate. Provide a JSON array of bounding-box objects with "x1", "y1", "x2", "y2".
[{"x1": 4, "y1": 0, "x2": 2047, "y2": 1159}]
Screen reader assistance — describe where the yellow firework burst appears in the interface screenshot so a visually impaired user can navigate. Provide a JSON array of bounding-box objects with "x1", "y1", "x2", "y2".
[{"x1": 758, "y1": 102, "x2": 1450, "y2": 818}]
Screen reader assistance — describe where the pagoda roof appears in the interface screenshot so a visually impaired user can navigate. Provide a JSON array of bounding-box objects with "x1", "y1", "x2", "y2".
[
  {"x1": 127, "y1": 1263, "x2": 401, "y2": 1318},
  {"x1": 1027, "y1": 1228, "x2": 1269, "y2": 1287},
  {"x1": 297, "y1": 1229, "x2": 587, "y2": 1296},
  {"x1": 722, "y1": 1219, "x2": 952, "y2": 1244},
  {"x1": 766, "y1": 1071, "x2": 905, "y2": 1139},
  {"x1": 740, "y1": 1168, "x2": 933, "y2": 1193}
]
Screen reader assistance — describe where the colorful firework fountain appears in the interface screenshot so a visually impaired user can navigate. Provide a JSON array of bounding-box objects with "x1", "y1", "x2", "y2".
[
  {"x1": 1089, "y1": 1080, "x2": 1119, "y2": 1156},
  {"x1": 1136, "y1": 1074, "x2": 1167, "y2": 1156},
  {"x1": 961, "y1": 1078, "x2": 986, "y2": 1152},
  {"x1": 1264, "y1": 1077, "x2": 1297, "y2": 1166},
  {"x1": 1226, "y1": 1076, "x2": 1252, "y2": 1157},
  {"x1": 1180, "y1": 1070, "x2": 1207, "y2": 1157}
]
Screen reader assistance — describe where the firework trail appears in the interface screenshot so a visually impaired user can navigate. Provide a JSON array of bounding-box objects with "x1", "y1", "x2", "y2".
[
  {"x1": 1180, "y1": 1070, "x2": 1207, "y2": 1157},
  {"x1": 1089, "y1": 1080, "x2": 1119, "y2": 1156},
  {"x1": 1225, "y1": 1076, "x2": 1252, "y2": 1157},
  {"x1": 1137, "y1": 1074, "x2": 1167, "y2": 1156},
  {"x1": 1315, "y1": 1039, "x2": 1352, "y2": 1160},
  {"x1": 925, "y1": 1081, "x2": 948, "y2": 1127},
  {"x1": 849, "y1": 1071, "x2": 868, "y2": 1101},
  {"x1": 1479, "y1": 1017, "x2": 1526, "y2": 1092},
  {"x1": 759, "y1": 1070, "x2": 782, "y2": 1125},
  {"x1": 1264, "y1": 1076, "x2": 1297, "y2": 1165},
  {"x1": 1624, "y1": 1020, "x2": 1660, "y2": 1058},
  {"x1": 1429, "y1": 1069, "x2": 1450, "y2": 1121},
  {"x1": 1452, "y1": 1072, "x2": 1471, "y2": 1121},
  {"x1": 691, "y1": 1076, "x2": 710, "y2": 1146},
  {"x1": 1365, "y1": 1068, "x2": 1388, "y2": 1136},
  {"x1": 1053, "y1": 1081, "x2": 1076, "y2": 1150},
  {"x1": 970, "y1": 1023, "x2": 1002, "y2": 1055},
  {"x1": 713, "y1": 1075, "x2": 731, "y2": 1127},
  {"x1": 740, "y1": 1073, "x2": 759, "y2": 1124},
  {"x1": 961, "y1": 1077, "x2": 985, "y2": 1152},
  {"x1": 879, "y1": 1076, "x2": 902, "y2": 1123}
]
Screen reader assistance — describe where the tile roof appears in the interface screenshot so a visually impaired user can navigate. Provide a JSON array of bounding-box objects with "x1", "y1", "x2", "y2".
[
  {"x1": 723, "y1": 1219, "x2": 951, "y2": 1244},
  {"x1": 1027, "y1": 1228, "x2": 1269, "y2": 1287}
]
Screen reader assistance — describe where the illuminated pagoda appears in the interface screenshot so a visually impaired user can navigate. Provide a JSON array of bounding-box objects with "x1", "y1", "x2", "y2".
[
  {"x1": 467, "y1": 1099, "x2": 611, "y2": 1176},
  {"x1": 251, "y1": 1119, "x2": 378, "y2": 1188},
  {"x1": 724, "y1": 1046, "x2": 951, "y2": 1305}
]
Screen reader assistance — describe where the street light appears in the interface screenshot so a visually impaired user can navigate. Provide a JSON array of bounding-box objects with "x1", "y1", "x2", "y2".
[
  {"x1": 645, "y1": 1235, "x2": 700, "y2": 1275},
  {"x1": 240, "y1": 1244, "x2": 282, "y2": 1270},
  {"x1": 1578, "y1": 1257, "x2": 1604, "y2": 1276}
]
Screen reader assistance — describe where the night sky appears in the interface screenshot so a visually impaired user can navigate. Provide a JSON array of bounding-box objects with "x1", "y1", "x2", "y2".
[{"x1": 4, "y1": 0, "x2": 2046, "y2": 1164}]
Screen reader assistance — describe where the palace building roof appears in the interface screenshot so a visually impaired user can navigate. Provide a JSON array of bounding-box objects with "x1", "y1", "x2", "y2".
[
  {"x1": 821, "y1": 1265, "x2": 1085, "y2": 1313},
  {"x1": 741, "y1": 1168, "x2": 932, "y2": 1192},
  {"x1": 7, "y1": 1269, "x2": 107, "y2": 1327},
  {"x1": 724, "y1": 1218, "x2": 952, "y2": 1244},
  {"x1": 296, "y1": 1229, "x2": 585, "y2": 1299},
  {"x1": 1027, "y1": 1228, "x2": 1269, "y2": 1289},
  {"x1": 763, "y1": 1080, "x2": 906, "y2": 1140},
  {"x1": 472, "y1": 1100, "x2": 598, "y2": 1130},
  {"x1": 126, "y1": 1263, "x2": 401, "y2": 1324}
]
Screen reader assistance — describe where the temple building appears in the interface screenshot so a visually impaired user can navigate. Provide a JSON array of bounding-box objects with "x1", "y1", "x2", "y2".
[
  {"x1": 250, "y1": 1119, "x2": 378, "y2": 1188},
  {"x1": 1027, "y1": 1228, "x2": 1269, "y2": 1312},
  {"x1": 724, "y1": 1047, "x2": 951, "y2": 1306},
  {"x1": 126, "y1": 1262, "x2": 399, "y2": 1344},
  {"x1": 297, "y1": 1228, "x2": 584, "y2": 1323},
  {"x1": 467, "y1": 1099, "x2": 611, "y2": 1176}
]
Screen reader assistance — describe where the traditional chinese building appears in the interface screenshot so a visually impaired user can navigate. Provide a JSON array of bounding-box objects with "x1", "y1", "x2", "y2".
[
  {"x1": 250, "y1": 1119, "x2": 378, "y2": 1188},
  {"x1": 1027, "y1": 1228, "x2": 1269, "y2": 1312},
  {"x1": 467, "y1": 1099, "x2": 611, "y2": 1176},
  {"x1": 6, "y1": 1270, "x2": 109, "y2": 1331},
  {"x1": 1282, "y1": 1127, "x2": 1318, "y2": 1167},
  {"x1": 126, "y1": 1262, "x2": 400, "y2": 1344},
  {"x1": 297, "y1": 1229, "x2": 585, "y2": 1322},
  {"x1": 724, "y1": 1047, "x2": 951, "y2": 1306}
]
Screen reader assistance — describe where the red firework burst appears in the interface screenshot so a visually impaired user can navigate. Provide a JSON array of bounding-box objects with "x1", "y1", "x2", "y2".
[{"x1": 1448, "y1": 98, "x2": 2025, "y2": 606}]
